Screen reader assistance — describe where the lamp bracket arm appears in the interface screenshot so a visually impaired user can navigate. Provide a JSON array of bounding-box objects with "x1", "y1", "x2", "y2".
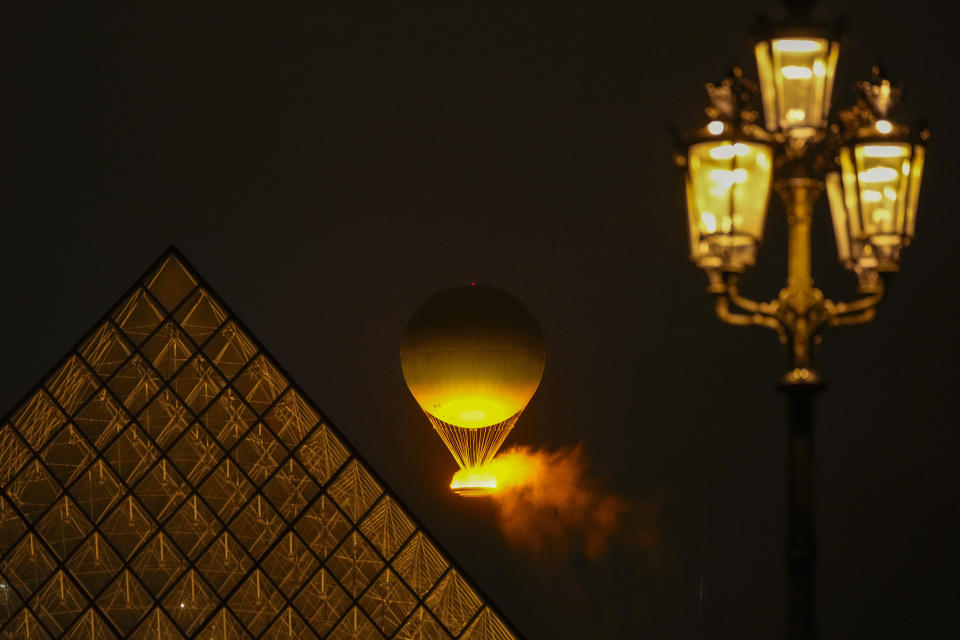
[
  {"x1": 825, "y1": 276, "x2": 887, "y2": 322},
  {"x1": 724, "y1": 274, "x2": 780, "y2": 316},
  {"x1": 715, "y1": 294, "x2": 785, "y2": 338}
]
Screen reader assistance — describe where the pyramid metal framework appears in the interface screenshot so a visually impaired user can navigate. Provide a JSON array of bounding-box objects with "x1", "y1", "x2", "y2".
[{"x1": 0, "y1": 249, "x2": 522, "y2": 640}]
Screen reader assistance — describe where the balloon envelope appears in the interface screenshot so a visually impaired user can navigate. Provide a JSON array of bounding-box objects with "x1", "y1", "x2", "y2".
[{"x1": 401, "y1": 285, "x2": 545, "y2": 429}]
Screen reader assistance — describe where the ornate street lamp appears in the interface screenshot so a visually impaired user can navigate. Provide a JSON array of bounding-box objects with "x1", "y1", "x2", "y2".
[{"x1": 675, "y1": 2, "x2": 929, "y2": 639}]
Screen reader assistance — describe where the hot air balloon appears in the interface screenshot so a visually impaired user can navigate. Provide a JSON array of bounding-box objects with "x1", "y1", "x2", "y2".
[{"x1": 401, "y1": 285, "x2": 545, "y2": 496}]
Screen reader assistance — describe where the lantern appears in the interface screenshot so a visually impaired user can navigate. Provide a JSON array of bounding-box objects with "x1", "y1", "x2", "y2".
[
  {"x1": 754, "y1": 13, "x2": 840, "y2": 139},
  {"x1": 679, "y1": 72, "x2": 774, "y2": 278},
  {"x1": 827, "y1": 70, "x2": 928, "y2": 283}
]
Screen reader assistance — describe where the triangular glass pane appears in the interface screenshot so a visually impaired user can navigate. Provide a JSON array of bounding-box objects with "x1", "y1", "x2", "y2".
[
  {"x1": 161, "y1": 569, "x2": 218, "y2": 636},
  {"x1": 62, "y1": 608, "x2": 120, "y2": 640},
  {"x1": 12, "y1": 390, "x2": 66, "y2": 451},
  {"x1": 141, "y1": 323, "x2": 194, "y2": 381},
  {"x1": 29, "y1": 570, "x2": 88, "y2": 636},
  {"x1": 232, "y1": 355, "x2": 286, "y2": 415},
  {"x1": 0, "y1": 609, "x2": 53, "y2": 640},
  {"x1": 0, "y1": 424, "x2": 31, "y2": 489},
  {"x1": 227, "y1": 569, "x2": 284, "y2": 637},
  {"x1": 164, "y1": 495, "x2": 222, "y2": 560},
  {"x1": 97, "y1": 570, "x2": 153, "y2": 635},
  {"x1": 41, "y1": 424, "x2": 95, "y2": 487},
  {"x1": 263, "y1": 457, "x2": 318, "y2": 522},
  {"x1": 230, "y1": 495, "x2": 283, "y2": 561},
  {"x1": 45, "y1": 356, "x2": 99, "y2": 416},
  {"x1": 103, "y1": 424, "x2": 158, "y2": 486},
  {"x1": 129, "y1": 533, "x2": 188, "y2": 597},
  {"x1": 260, "y1": 532, "x2": 318, "y2": 598},
  {"x1": 68, "y1": 460, "x2": 125, "y2": 524},
  {"x1": 294, "y1": 495, "x2": 351, "y2": 561},
  {"x1": 113, "y1": 289, "x2": 165, "y2": 345},
  {"x1": 171, "y1": 355, "x2": 224, "y2": 415},
  {"x1": 138, "y1": 389, "x2": 190, "y2": 450},
  {"x1": 262, "y1": 608, "x2": 318, "y2": 640},
  {"x1": 263, "y1": 389, "x2": 319, "y2": 449},
  {"x1": 73, "y1": 389, "x2": 130, "y2": 451},
  {"x1": 293, "y1": 568, "x2": 350, "y2": 637},
  {"x1": 425, "y1": 570, "x2": 482, "y2": 636},
  {"x1": 65, "y1": 533, "x2": 124, "y2": 599},
  {"x1": 99, "y1": 497, "x2": 157, "y2": 560},
  {"x1": 328, "y1": 606, "x2": 384, "y2": 640},
  {"x1": 173, "y1": 290, "x2": 227, "y2": 345},
  {"x1": 35, "y1": 496, "x2": 93, "y2": 560},
  {"x1": 359, "y1": 496, "x2": 416, "y2": 561},
  {"x1": 327, "y1": 460, "x2": 382, "y2": 523},
  {"x1": 6, "y1": 460, "x2": 63, "y2": 523},
  {"x1": 146, "y1": 255, "x2": 198, "y2": 313},
  {"x1": 395, "y1": 607, "x2": 451, "y2": 640},
  {"x1": 461, "y1": 606, "x2": 517, "y2": 640},
  {"x1": 195, "y1": 533, "x2": 252, "y2": 598},
  {"x1": 107, "y1": 356, "x2": 161, "y2": 415},
  {"x1": 359, "y1": 568, "x2": 417, "y2": 636},
  {"x1": 202, "y1": 321, "x2": 256, "y2": 381},
  {"x1": 198, "y1": 459, "x2": 253, "y2": 522},
  {"x1": 79, "y1": 322, "x2": 132, "y2": 380},
  {"x1": 1, "y1": 534, "x2": 58, "y2": 599},
  {"x1": 391, "y1": 533, "x2": 449, "y2": 598},
  {"x1": 0, "y1": 496, "x2": 27, "y2": 555},
  {"x1": 295, "y1": 424, "x2": 350, "y2": 486},
  {"x1": 129, "y1": 608, "x2": 185, "y2": 640},
  {"x1": 327, "y1": 532, "x2": 384, "y2": 599}
]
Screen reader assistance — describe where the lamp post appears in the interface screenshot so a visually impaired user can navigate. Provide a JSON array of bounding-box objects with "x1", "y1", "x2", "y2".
[{"x1": 674, "y1": 1, "x2": 929, "y2": 639}]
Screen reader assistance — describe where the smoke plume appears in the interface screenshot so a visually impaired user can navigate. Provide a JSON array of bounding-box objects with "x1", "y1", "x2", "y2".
[{"x1": 484, "y1": 444, "x2": 659, "y2": 561}]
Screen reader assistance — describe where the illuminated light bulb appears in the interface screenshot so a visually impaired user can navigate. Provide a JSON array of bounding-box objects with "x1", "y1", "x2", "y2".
[
  {"x1": 772, "y1": 39, "x2": 822, "y2": 53},
  {"x1": 902, "y1": 160, "x2": 911, "y2": 175},
  {"x1": 813, "y1": 60, "x2": 826, "y2": 77},
  {"x1": 873, "y1": 209, "x2": 892, "y2": 223},
  {"x1": 180, "y1": 603, "x2": 185, "y2": 609},
  {"x1": 709, "y1": 142, "x2": 752, "y2": 160},
  {"x1": 786, "y1": 108, "x2": 806, "y2": 123},
  {"x1": 858, "y1": 167, "x2": 899, "y2": 183},
  {"x1": 863, "y1": 144, "x2": 907, "y2": 158},
  {"x1": 709, "y1": 145, "x2": 736, "y2": 160},
  {"x1": 875, "y1": 119, "x2": 893, "y2": 134},
  {"x1": 707, "y1": 120, "x2": 725, "y2": 135},
  {"x1": 883, "y1": 186, "x2": 898, "y2": 200},
  {"x1": 701, "y1": 212, "x2": 718, "y2": 233},
  {"x1": 862, "y1": 190, "x2": 883, "y2": 203},
  {"x1": 781, "y1": 65, "x2": 814, "y2": 80},
  {"x1": 757, "y1": 152, "x2": 771, "y2": 170}
]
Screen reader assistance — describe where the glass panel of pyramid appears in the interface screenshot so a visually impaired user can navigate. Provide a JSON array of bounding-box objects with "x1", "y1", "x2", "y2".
[{"x1": 0, "y1": 248, "x2": 521, "y2": 640}]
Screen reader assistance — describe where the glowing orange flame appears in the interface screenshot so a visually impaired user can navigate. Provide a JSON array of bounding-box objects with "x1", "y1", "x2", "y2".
[{"x1": 452, "y1": 445, "x2": 660, "y2": 561}]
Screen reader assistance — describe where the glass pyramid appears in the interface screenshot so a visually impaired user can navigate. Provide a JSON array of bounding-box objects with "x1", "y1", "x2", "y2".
[{"x1": 0, "y1": 248, "x2": 521, "y2": 640}]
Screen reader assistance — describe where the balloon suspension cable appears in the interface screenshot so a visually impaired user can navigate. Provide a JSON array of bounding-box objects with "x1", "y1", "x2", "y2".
[{"x1": 427, "y1": 412, "x2": 521, "y2": 469}]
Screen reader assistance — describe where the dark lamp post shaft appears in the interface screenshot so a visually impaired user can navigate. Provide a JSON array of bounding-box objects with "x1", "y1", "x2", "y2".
[{"x1": 782, "y1": 382, "x2": 820, "y2": 640}]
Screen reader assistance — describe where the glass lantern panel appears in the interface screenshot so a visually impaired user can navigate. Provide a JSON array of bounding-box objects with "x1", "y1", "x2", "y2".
[
  {"x1": 905, "y1": 145, "x2": 925, "y2": 238},
  {"x1": 688, "y1": 141, "x2": 772, "y2": 240},
  {"x1": 755, "y1": 38, "x2": 836, "y2": 137},
  {"x1": 825, "y1": 172, "x2": 851, "y2": 263},
  {"x1": 853, "y1": 142, "x2": 912, "y2": 245}
]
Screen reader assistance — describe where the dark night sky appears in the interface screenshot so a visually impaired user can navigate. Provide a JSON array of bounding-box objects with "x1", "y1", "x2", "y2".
[{"x1": 2, "y1": 1, "x2": 958, "y2": 637}]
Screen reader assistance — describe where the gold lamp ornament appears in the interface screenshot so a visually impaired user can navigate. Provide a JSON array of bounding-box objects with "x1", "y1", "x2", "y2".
[{"x1": 401, "y1": 285, "x2": 545, "y2": 496}]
